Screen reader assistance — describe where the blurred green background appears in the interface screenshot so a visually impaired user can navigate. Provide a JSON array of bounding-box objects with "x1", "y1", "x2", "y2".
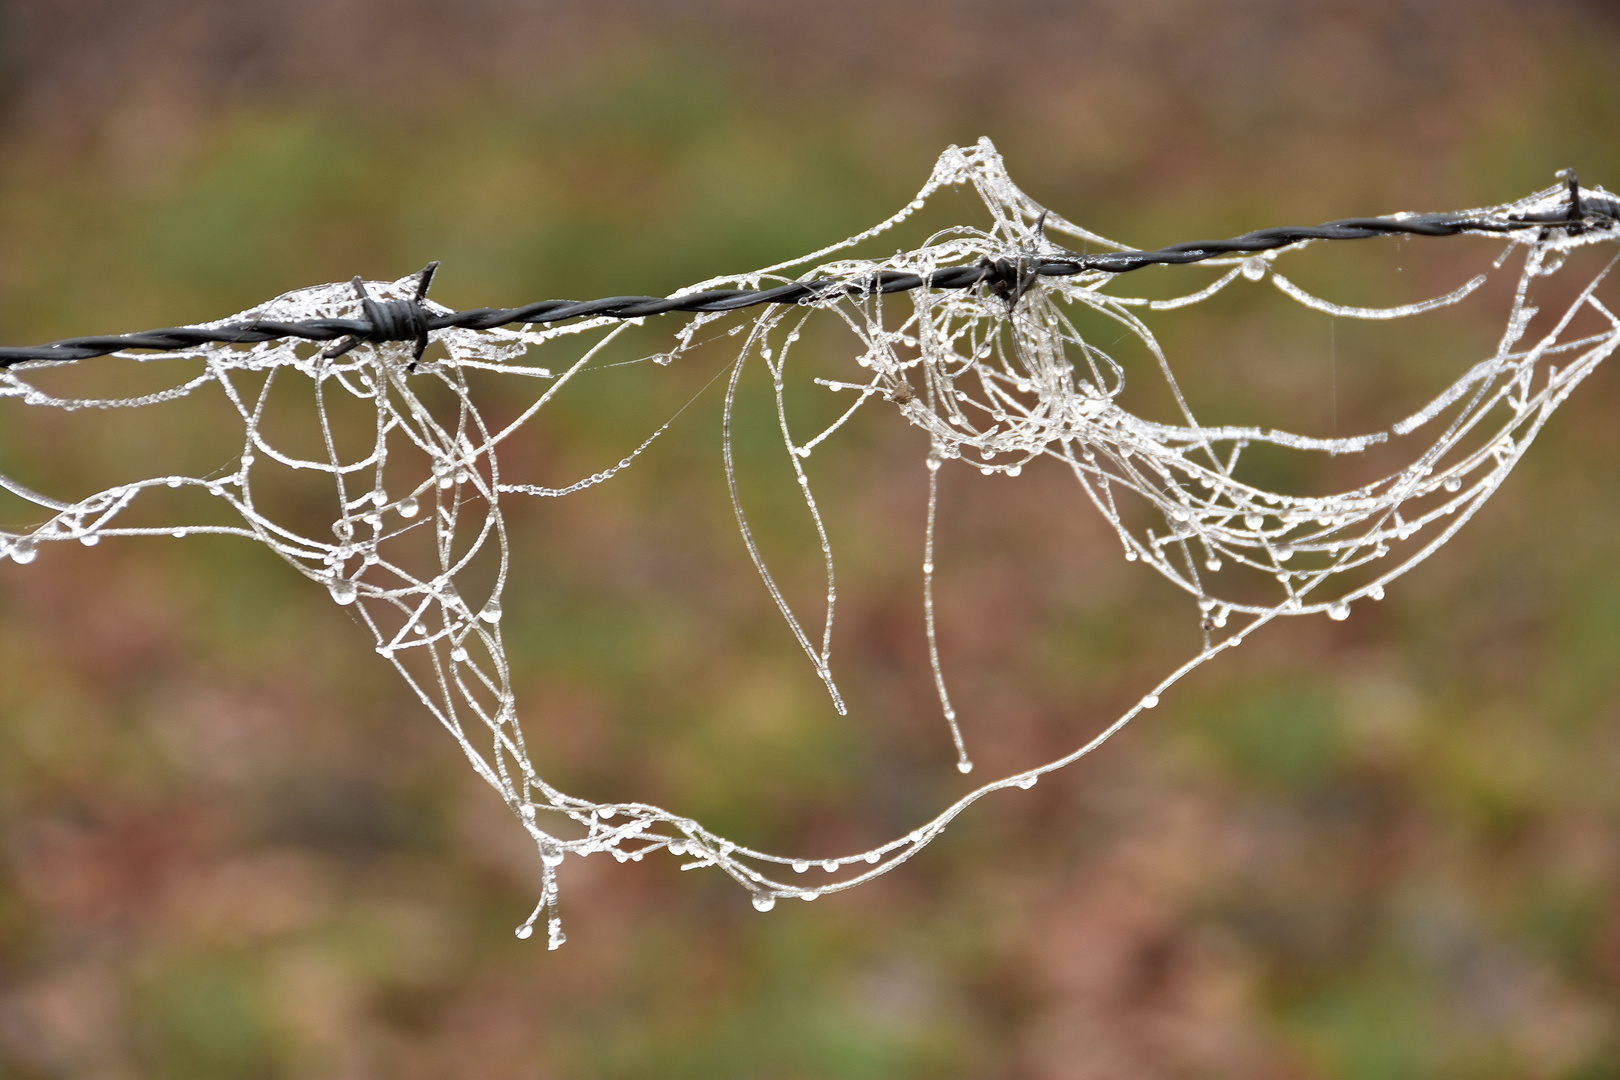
[{"x1": 3, "y1": 2, "x2": 1620, "y2": 1077}]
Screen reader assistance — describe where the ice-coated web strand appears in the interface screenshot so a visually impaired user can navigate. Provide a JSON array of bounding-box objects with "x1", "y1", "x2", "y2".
[{"x1": 2, "y1": 139, "x2": 1618, "y2": 946}]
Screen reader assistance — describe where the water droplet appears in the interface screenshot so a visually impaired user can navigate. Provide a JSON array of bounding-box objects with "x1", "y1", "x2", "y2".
[
  {"x1": 9, "y1": 539, "x2": 37, "y2": 564},
  {"x1": 1327, "y1": 602, "x2": 1350, "y2": 621},
  {"x1": 515, "y1": 924, "x2": 534, "y2": 939},
  {"x1": 437, "y1": 476, "x2": 454, "y2": 490},
  {"x1": 329, "y1": 578, "x2": 358, "y2": 605},
  {"x1": 1368, "y1": 584, "x2": 1385, "y2": 601},
  {"x1": 454, "y1": 469, "x2": 469, "y2": 484},
  {"x1": 1016, "y1": 775, "x2": 1037, "y2": 790},
  {"x1": 795, "y1": 446, "x2": 811, "y2": 458},
  {"x1": 1141, "y1": 694, "x2": 1160, "y2": 709},
  {"x1": 752, "y1": 893, "x2": 776, "y2": 912},
  {"x1": 1241, "y1": 257, "x2": 1266, "y2": 281},
  {"x1": 922, "y1": 562, "x2": 934, "y2": 575},
  {"x1": 957, "y1": 760, "x2": 974, "y2": 774},
  {"x1": 79, "y1": 533, "x2": 99, "y2": 547},
  {"x1": 668, "y1": 841, "x2": 686, "y2": 856},
  {"x1": 1245, "y1": 514, "x2": 1264, "y2": 529},
  {"x1": 450, "y1": 646, "x2": 469, "y2": 662},
  {"x1": 1444, "y1": 477, "x2": 1462, "y2": 493},
  {"x1": 1006, "y1": 465, "x2": 1022, "y2": 477},
  {"x1": 172, "y1": 529, "x2": 186, "y2": 539},
  {"x1": 166, "y1": 477, "x2": 182, "y2": 488},
  {"x1": 598, "y1": 807, "x2": 615, "y2": 819},
  {"x1": 926, "y1": 456, "x2": 942, "y2": 472},
  {"x1": 1205, "y1": 558, "x2": 1222, "y2": 571},
  {"x1": 800, "y1": 891, "x2": 817, "y2": 901},
  {"x1": 1124, "y1": 550, "x2": 1138, "y2": 561},
  {"x1": 1276, "y1": 546, "x2": 1294, "y2": 561},
  {"x1": 865, "y1": 851, "x2": 881, "y2": 863},
  {"x1": 541, "y1": 849, "x2": 564, "y2": 868},
  {"x1": 479, "y1": 599, "x2": 503, "y2": 623},
  {"x1": 792, "y1": 861, "x2": 809, "y2": 873},
  {"x1": 398, "y1": 496, "x2": 420, "y2": 518},
  {"x1": 822, "y1": 861, "x2": 838, "y2": 873}
]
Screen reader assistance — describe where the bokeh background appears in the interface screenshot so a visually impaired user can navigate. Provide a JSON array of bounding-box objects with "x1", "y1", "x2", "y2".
[{"x1": 2, "y1": 2, "x2": 1620, "y2": 1077}]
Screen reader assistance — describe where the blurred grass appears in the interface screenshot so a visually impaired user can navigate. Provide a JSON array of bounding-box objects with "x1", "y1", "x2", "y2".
[{"x1": 2, "y1": 3, "x2": 1620, "y2": 1078}]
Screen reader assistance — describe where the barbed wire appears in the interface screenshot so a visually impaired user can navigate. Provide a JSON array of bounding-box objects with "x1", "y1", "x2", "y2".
[{"x1": 2, "y1": 173, "x2": 1614, "y2": 368}]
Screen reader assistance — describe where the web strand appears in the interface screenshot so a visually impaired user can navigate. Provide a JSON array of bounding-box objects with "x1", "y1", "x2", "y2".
[{"x1": 2, "y1": 140, "x2": 1617, "y2": 945}]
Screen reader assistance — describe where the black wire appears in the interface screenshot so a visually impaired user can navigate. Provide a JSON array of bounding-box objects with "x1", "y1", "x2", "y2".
[{"x1": 2, "y1": 180, "x2": 1614, "y2": 369}]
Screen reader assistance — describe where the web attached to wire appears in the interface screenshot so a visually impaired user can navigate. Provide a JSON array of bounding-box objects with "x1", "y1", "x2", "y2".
[{"x1": 2, "y1": 139, "x2": 1617, "y2": 946}]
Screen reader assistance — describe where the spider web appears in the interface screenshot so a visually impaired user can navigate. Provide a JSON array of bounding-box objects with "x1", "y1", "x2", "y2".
[{"x1": 2, "y1": 139, "x2": 1616, "y2": 947}]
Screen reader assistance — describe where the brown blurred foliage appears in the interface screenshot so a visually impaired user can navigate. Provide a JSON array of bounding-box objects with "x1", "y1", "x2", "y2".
[{"x1": 2, "y1": 2, "x2": 1620, "y2": 1078}]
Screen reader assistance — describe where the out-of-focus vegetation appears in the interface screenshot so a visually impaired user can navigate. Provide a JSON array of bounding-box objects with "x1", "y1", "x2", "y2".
[{"x1": 2, "y1": 2, "x2": 1620, "y2": 1077}]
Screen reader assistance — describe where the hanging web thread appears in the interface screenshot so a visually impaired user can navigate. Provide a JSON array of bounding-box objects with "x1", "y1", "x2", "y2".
[{"x1": 2, "y1": 139, "x2": 1616, "y2": 945}]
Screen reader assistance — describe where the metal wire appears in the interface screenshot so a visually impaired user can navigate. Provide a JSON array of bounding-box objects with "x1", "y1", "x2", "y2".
[{"x1": 3, "y1": 175, "x2": 1614, "y2": 368}]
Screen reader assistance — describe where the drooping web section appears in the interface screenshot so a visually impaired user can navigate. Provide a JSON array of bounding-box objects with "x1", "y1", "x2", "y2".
[{"x1": 2, "y1": 139, "x2": 1617, "y2": 947}]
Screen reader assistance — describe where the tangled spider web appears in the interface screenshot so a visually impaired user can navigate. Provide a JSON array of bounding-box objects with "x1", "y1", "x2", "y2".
[{"x1": 2, "y1": 140, "x2": 1617, "y2": 947}]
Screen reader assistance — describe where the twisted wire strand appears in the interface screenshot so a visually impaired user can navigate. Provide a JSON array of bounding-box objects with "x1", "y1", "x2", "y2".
[{"x1": 3, "y1": 178, "x2": 1614, "y2": 368}]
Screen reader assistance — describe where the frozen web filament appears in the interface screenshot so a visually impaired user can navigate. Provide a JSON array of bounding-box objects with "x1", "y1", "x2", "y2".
[{"x1": 2, "y1": 140, "x2": 1616, "y2": 946}]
